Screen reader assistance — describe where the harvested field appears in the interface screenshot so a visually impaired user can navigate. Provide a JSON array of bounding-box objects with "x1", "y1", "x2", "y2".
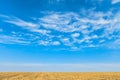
[{"x1": 0, "y1": 72, "x2": 120, "y2": 80}]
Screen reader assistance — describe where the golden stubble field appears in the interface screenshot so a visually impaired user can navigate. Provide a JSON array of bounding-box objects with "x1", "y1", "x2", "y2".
[{"x1": 0, "y1": 72, "x2": 120, "y2": 80}]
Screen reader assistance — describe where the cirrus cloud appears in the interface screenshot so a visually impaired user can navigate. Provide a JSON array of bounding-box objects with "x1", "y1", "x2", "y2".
[{"x1": 0, "y1": 9, "x2": 120, "y2": 50}]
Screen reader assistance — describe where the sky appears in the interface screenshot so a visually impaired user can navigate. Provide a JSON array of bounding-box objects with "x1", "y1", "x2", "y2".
[{"x1": 0, "y1": 0, "x2": 120, "y2": 72}]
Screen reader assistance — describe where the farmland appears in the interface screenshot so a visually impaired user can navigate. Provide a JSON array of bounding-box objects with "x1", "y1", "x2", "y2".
[{"x1": 0, "y1": 72, "x2": 120, "y2": 80}]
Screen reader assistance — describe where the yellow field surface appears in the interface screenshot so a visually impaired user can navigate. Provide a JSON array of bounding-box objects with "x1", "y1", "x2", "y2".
[{"x1": 0, "y1": 72, "x2": 120, "y2": 80}]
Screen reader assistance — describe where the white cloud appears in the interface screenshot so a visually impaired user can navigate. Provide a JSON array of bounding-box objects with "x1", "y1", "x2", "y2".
[
  {"x1": 0, "y1": 35, "x2": 29, "y2": 44},
  {"x1": 71, "y1": 33, "x2": 80, "y2": 38},
  {"x1": 40, "y1": 12, "x2": 81, "y2": 32},
  {"x1": 1, "y1": 10, "x2": 120, "y2": 49},
  {"x1": 91, "y1": 35, "x2": 98, "y2": 39},
  {"x1": 99, "y1": 39, "x2": 105, "y2": 43},
  {"x1": 39, "y1": 40, "x2": 50, "y2": 46},
  {"x1": 61, "y1": 38, "x2": 73, "y2": 46},
  {"x1": 0, "y1": 14, "x2": 38, "y2": 28},
  {"x1": 32, "y1": 29, "x2": 51, "y2": 35},
  {"x1": 73, "y1": 35, "x2": 97, "y2": 44},
  {"x1": 112, "y1": 0, "x2": 120, "y2": 4},
  {"x1": 79, "y1": 18, "x2": 111, "y2": 25},
  {"x1": 52, "y1": 41, "x2": 60, "y2": 45},
  {"x1": 39, "y1": 11, "x2": 113, "y2": 38},
  {"x1": 5, "y1": 18, "x2": 38, "y2": 28},
  {"x1": 1, "y1": 15, "x2": 50, "y2": 35},
  {"x1": 106, "y1": 39, "x2": 120, "y2": 49},
  {"x1": 39, "y1": 40, "x2": 60, "y2": 46}
]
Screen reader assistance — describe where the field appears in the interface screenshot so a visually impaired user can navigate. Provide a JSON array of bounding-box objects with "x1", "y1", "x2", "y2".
[{"x1": 0, "y1": 72, "x2": 120, "y2": 80}]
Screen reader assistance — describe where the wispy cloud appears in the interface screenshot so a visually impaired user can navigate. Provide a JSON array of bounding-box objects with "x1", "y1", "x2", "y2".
[
  {"x1": 39, "y1": 40, "x2": 60, "y2": 46},
  {"x1": 0, "y1": 35, "x2": 29, "y2": 45},
  {"x1": 39, "y1": 11, "x2": 120, "y2": 49},
  {"x1": 0, "y1": 14, "x2": 38, "y2": 28},
  {"x1": 112, "y1": 0, "x2": 120, "y2": 4},
  {"x1": 5, "y1": 18, "x2": 38, "y2": 28},
  {"x1": 0, "y1": 15, "x2": 50, "y2": 35},
  {"x1": 71, "y1": 33, "x2": 80, "y2": 38},
  {"x1": 0, "y1": 9, "x2": 120, "y2": 50}
]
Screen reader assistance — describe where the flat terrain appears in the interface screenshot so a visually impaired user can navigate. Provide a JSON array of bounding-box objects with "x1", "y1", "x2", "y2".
[{"x1": 0, "y1": 72, "x2": 120, "y2": 80}]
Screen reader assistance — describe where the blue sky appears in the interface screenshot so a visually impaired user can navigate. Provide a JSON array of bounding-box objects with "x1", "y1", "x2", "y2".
[{"x1": 0, "y1": 0, "x2": 120, "y2": 72}]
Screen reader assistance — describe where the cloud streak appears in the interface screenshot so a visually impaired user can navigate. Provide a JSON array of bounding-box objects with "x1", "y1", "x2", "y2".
[
  {"x1": 0, "y1": 35, "x2": 30, "y2": 45},
  {"x1": 0, "y1": 9, "x2": 120, "y2": 50},
  {"x1": 0, "y1": 15, "x2": 51, "y2": 35},
  {"x1": 112, "y1": 0, "x2": 120, "y2": 4}
]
